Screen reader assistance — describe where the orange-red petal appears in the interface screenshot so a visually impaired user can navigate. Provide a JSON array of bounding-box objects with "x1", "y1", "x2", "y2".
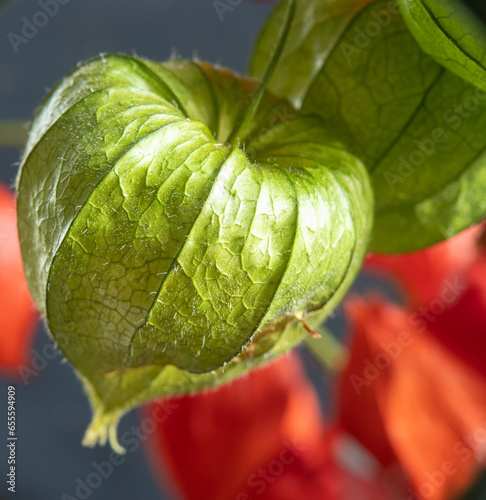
[
  {"x1": 0, "y1": 183, "x2": 38, "y2": 375},
  {"x1": 340, "y1": 297, "x2": 486, "y2": 500}
]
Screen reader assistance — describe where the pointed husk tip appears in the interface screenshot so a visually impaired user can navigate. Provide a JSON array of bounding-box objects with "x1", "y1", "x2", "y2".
[{"x1": 82, "y1": 409, "x2": 126, "y2": 455}]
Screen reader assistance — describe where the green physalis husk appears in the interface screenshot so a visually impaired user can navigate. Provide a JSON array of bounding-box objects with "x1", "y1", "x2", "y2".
[
  {"x1": 250, "y1": 0, "x2": 486, "y2": 254},
  {"x1": 17, "y1": 53, "x2": 372, "y2": 451}
]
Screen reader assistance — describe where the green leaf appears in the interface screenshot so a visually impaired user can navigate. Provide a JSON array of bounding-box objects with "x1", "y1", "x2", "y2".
[
  {"x1": 17, "y1": 54, "x2": 372, "y2": 450},
  {"x1": 250, "y1": 0, "x2": 486, "y2": 253},
  {"x1": 249, "y1": 0, "x2": 377, "y2": 109},
  {"x1": 398, "y1": 0, "x2": 486, "y2": 91}
]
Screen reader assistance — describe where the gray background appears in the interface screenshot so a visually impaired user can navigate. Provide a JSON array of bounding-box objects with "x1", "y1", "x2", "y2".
[
  {"x1": 0, "y1": 2, "x2": 274, "y2": 499},
  {"x1": 0, "y1": 1, "x2": 485, "y2": 499}
]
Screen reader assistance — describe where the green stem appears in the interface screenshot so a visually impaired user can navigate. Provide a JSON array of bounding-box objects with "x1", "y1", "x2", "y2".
[
  {"x1": 0, "y1": 120, "x2": 28, "y2": 149},
  {"x1": 229, "y1": 0, "x2": 296, "y2": 147},
  {"x1": 304, "y1": 329, "x2": 349, "y2": 373}
]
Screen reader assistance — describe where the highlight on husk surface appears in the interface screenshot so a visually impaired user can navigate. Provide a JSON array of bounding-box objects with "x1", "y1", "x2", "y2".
[{"x1": 17, "y1": 0, "x2": 379, "y2": 452}]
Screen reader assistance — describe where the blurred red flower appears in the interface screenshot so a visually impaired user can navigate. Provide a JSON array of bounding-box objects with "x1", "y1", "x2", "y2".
[
  {"x1": 365, "y1": 223, "x2": 484, "y2": 307},
  {"x1": 341, "y1": 222, "x2": 486, "y2": 500},
  {"x1": 340, "y1": 297, "x2": 486, "y2": 500},
  {"x1": 144, "y1": 220, "x2": 486, "y2": 500},
  {"x1": 145, "y1": 354, "x2": 391, "y2": 500},
  {"x1": 0, "y1": 183, "x2": 37, "y2": 375}
]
